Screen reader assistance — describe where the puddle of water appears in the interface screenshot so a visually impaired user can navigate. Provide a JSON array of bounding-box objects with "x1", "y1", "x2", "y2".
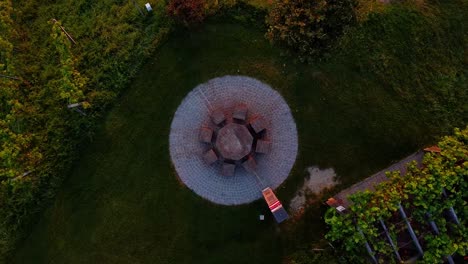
[{"x1": 289, "y1": 166, "x2": 338, "y2": 213}]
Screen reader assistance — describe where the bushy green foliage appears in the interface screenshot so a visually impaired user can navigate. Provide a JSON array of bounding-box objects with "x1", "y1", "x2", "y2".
[
  {"x1": 266, "y1": 0, "x2": 356, "y2": 61},
  {"x1": 325, "y1": 126, "x2": 468, "y2": 262},
  {"x1": 0, "y1": 0, "x2": 43, "y2": 258},
  {"x1": 49, "y1": 19, "x2": 87, "y2": 105},
  {"x1": 0, "y1": 0, "x2": 172, "y2": 258},
  {"x1": 211, "y1": 1, "x2": 267, "y2": 28},
  {"x1": 167, "y1": 0, "x2": 206, "y2": 26},
  {"x1": 0, "y1": 0, "x2": 42, "y2": 200}
]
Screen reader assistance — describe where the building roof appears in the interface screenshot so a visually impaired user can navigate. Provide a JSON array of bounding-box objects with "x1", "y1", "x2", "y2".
[{"x1": 169, "y1": 76, "x2": 298, "y2": 205}]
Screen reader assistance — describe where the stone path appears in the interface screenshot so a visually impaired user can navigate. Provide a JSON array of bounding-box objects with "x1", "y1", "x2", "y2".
[{"x1": 332, "y1": 151, "x2": 425, "y2": 208}]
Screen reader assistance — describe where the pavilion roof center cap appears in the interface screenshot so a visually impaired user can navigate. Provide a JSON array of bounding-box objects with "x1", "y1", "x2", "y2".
[{"x1": 216, "y1": 123, "x2": 253, "y2": 161}]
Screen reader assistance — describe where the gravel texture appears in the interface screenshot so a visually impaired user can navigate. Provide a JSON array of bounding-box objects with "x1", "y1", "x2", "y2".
[{"x1": 169, "y1": 76, "x2": 298, "y2": 205}]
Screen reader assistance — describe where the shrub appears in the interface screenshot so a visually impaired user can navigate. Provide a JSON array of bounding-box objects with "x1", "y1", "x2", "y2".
[
  {"x1": 167, "y1": 0, "x2": 206, "y2": 27},
  {"x1": 0, "y1": 0, "x2": 172, "y2": 259},
  {"x1": 266, "y1": 0, "x2": 356, "y2": 61}
]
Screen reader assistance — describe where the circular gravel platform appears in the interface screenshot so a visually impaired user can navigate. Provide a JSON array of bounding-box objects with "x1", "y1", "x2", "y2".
[{"x1": 169, "y1": 76, "x2": 298, "y2": 205}]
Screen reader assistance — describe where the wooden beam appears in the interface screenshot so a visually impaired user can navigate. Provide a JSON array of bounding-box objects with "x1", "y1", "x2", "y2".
[
  {"x1": 442, "y1": 189, "x2": 461, "y2": 225},
  {"x1": 357, "y1": 226, "x2": 378, "y2": 264},
  {"x1": 398, "y1": 204, "x2": 424, "y2": 256},
  {"x1": 130, "y1": 0, "x2": 145, "y2": 17},
  {"x1": 0, "y1": 73, "x2": 21, "y2": 80},
  {"x1": 51, "y1": 19, "x2": 77, "y2": 45},
  {"x1": 426, "y1": 213, "x2": 455, "y2": 264},
  {"x1": 379, "y1": 219, "x2": 402, "y2": 262}
]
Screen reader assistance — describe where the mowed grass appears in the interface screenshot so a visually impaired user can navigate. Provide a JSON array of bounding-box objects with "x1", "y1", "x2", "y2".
[{"x1": 13, "y1": 3, "x2": 466, "y2": 262}]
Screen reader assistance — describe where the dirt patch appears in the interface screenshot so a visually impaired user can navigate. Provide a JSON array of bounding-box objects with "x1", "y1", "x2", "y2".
[{"x1": 289, "y1": 166, "x2": 338, "y2": 213}]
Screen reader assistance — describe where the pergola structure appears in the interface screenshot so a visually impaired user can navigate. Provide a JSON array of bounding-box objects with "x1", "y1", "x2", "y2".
[{"x1": 199, "y1": 104, "x2": 271, "y2": 176}]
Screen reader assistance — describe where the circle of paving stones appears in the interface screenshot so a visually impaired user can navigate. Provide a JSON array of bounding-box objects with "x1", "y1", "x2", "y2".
[{"x1": 169, "y1": 76, "x2": 298, "y2": 205}]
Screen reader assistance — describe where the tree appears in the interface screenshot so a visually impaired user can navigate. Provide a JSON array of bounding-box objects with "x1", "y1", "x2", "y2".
[
  {"x1": 167, "y1": 0, "x2": 206, "y2": 27},
  {"x1": 0, "y1": 0, "x2": 42, "y2": 180},
  {"x1": 266, "y1": 0, "x2": 356, "y2": 61},
  {"x1": 49, "y1": 19, "x2": 88, "y2": 106}
]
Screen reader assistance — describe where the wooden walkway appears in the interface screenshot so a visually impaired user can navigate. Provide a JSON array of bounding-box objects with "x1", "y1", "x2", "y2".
[{"x1": 330, "y1": 150, "x2": 425, "y2": 208}]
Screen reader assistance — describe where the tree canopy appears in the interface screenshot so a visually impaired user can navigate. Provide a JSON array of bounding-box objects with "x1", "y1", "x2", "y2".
[{"x1": 266, "y1": 0, "x2": 356, "y2": 61}]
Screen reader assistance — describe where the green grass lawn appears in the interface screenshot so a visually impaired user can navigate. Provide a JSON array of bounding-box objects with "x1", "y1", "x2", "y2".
[{"x1": 12, "y1": 4, "x2": 466, "y2": 262}]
